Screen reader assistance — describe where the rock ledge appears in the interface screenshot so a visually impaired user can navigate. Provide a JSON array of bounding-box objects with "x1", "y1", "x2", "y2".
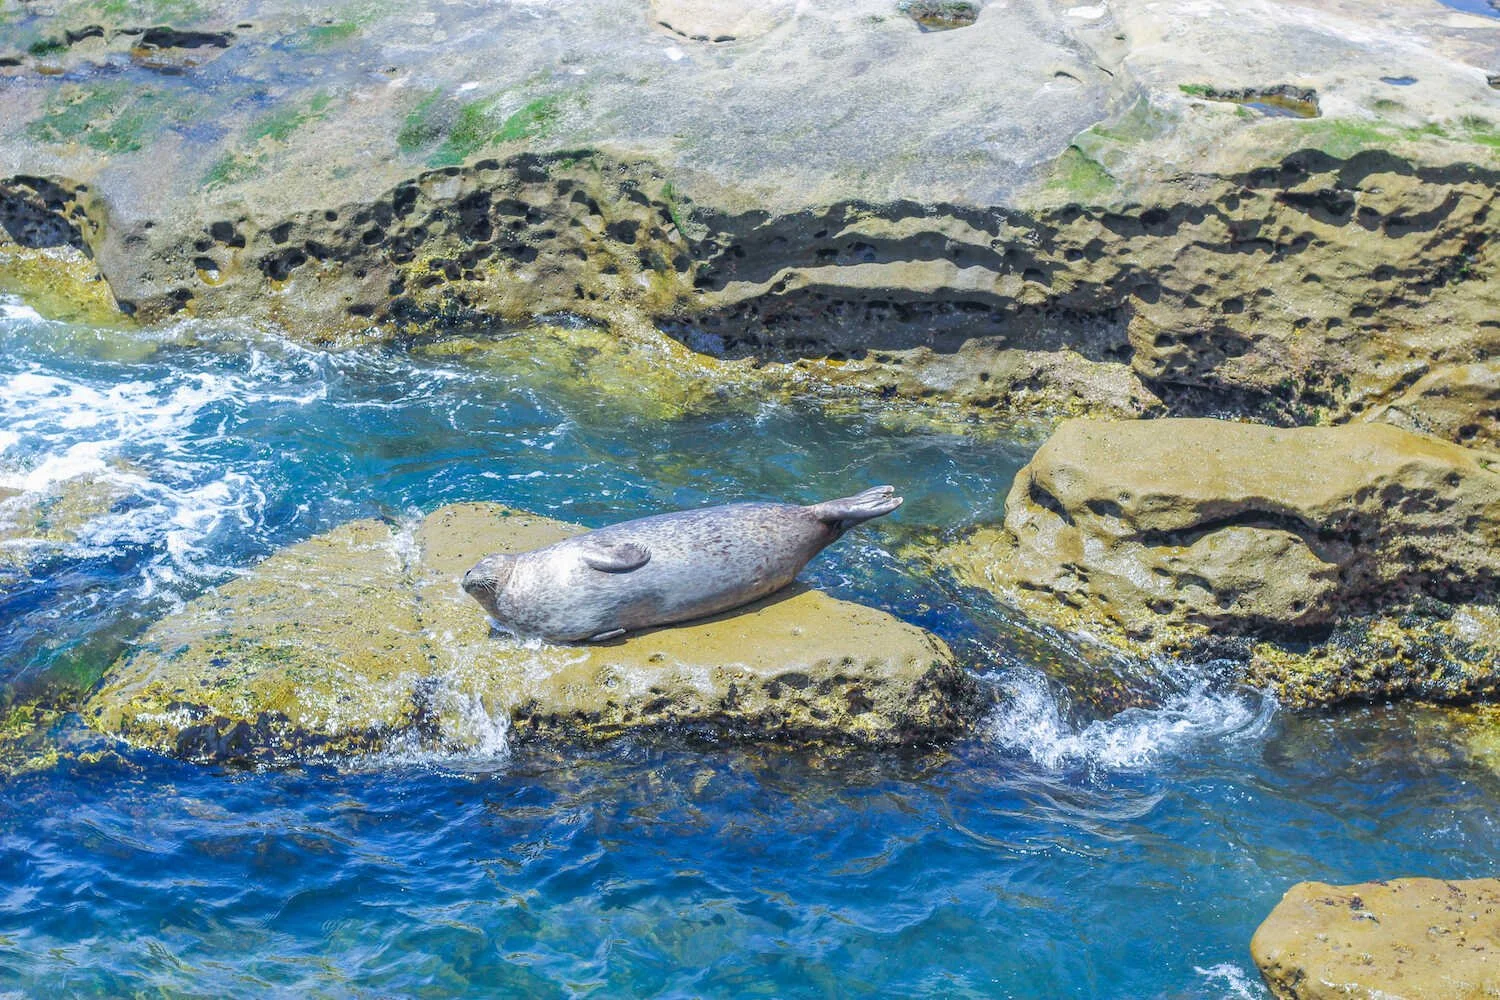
[{"x1": 85, "y1": 503, "x2": 975, "y2": 762}]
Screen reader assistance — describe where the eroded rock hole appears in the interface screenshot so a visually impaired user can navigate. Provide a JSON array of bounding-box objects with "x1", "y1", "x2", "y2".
[{"x1": 902, "y1": 0, "x2": 980, "y2": 30}]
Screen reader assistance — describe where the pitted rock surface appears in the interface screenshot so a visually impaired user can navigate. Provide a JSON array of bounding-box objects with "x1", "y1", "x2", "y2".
[
  {"x1": 936, "y1": 417, "x2": 1500, "y2": 705},
  {"x1": 2, "y1": 0, "x2": 1499, "y2": 433},
  {"x1": 85, "y1": 502, "x2": 974, "y2": 762}
]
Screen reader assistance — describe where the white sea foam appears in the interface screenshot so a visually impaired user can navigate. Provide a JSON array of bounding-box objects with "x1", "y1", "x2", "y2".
[
  {"x1": 355, "y1": 684, "x2": 515, "y2": 775},
  {"x1": 1194, "y1": 962, "x2": 1270, "y2": 999},
  {"x1": 984, "y1": 669, "x2": 1275, "y2": 772},
  {"x1": 0, "y1": 344, "x2": 322, "y2": 587},
  {"x1": 0, "y1": 295, "x2": 42, "y2": 321}
]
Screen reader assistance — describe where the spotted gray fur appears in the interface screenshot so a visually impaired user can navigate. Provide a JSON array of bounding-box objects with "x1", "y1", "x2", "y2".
[{"x1": 461, "y1": 486, "x2": 902, "y2": 642}]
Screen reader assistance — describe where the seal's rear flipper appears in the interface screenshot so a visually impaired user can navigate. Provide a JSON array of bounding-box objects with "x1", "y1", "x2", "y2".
[
  {"x1": 581, "y1": 540, "x2": 652, "y2": 573},
  {"x1": 808, "y1": 485, "x2": 903, "y2": 531}
]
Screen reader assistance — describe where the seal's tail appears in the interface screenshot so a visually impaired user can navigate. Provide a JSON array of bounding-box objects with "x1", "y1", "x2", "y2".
[{"x1": 807, "y1": 485, "x2": 903, "y2": 531}]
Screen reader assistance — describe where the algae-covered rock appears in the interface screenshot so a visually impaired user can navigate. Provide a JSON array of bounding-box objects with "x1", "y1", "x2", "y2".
[
  {"x1": 85, "y1": 502, "x2": 972, "y2": 762},
  {"x1": 412, "y1": 318, "x2": 802, "y2": 423},
  {"x1": 937, "y1": 417, "x2": 1500, "y2": 706},
  {"x1": 1251, "y1": 877, "x2": 1500, "y2": 999},
  {"x1": 0, "y1": 473, "x2": 130, "y2": 579},
  {"x1": 0, "y1": 243, "x2": 125, "y2": 327}
]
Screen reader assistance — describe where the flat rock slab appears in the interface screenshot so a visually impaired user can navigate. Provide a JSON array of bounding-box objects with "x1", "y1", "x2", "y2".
[
  {"x1": 84, "y1": 503, "x2": 971, "y2": 762},
  {"x1": 1252, "y1": 878, "x2": 1500, "y2": 999}
]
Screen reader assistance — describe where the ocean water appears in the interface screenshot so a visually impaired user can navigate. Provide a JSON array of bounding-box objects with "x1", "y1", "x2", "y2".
[{"x1": 1, "y1": 298, "x2": 1497, "y2": 998}]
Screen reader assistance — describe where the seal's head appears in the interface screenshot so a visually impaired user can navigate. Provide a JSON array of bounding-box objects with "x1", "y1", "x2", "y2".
[{"x1": 462, "y1": 553, "x2": 516, "y2": 620}]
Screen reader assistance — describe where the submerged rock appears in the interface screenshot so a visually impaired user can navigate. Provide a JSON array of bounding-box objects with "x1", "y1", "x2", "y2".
[
  {"x1": 1251, "y1": 877, "x2": 1500, "y2": 999},
  {"x1": 85, "y1": 503, "x2": 974, "y2": 763},
  {"x1": 0, "y1": 473, "x2": 131, "y2": 580},
  {"x1": 936, "y1": 418, "x2": 1500, "y2": 706}
]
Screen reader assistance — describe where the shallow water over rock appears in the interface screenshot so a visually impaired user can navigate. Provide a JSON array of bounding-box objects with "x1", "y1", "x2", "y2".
[{"x1": 3, "y1": 299, "x2": 1499, "y2": 995}]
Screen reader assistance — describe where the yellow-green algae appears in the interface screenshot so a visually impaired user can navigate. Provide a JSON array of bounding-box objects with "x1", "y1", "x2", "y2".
[
  {"x1": 0, "y1": 244, "x2": 128, "y2": 327},
  {"x1": 86, "y1": 503, "x2": 974, "y2": 762}
]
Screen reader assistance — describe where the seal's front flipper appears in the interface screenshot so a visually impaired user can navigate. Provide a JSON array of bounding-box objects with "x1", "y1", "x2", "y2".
[
  {"x1": 588, "y1": 627, "x2": 628, "y2": 642},
  {"x1": 808, "y1": 485, "x2": 903, "y2": 531},
  {"x1": 580, "y1": 540, "x2": 651, "y2": 573}
]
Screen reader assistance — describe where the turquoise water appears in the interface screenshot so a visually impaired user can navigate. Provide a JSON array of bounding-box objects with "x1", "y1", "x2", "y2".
[{"x1": 2, "y1": 299, "x2": 1497, "y2": 998}]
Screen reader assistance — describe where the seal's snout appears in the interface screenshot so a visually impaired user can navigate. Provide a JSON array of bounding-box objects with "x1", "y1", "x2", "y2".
[{"x1": 462, "y1": 554, "x2": 515, "y2": 612}]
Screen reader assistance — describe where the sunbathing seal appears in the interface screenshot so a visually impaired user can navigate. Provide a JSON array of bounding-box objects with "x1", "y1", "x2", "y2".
[{"x1": 461, "y1": 486, "x2": 902, "y2": 642}]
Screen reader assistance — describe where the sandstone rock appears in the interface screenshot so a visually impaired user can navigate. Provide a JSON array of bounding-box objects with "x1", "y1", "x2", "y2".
[
  {"x1": 1375, "y1": 362, "x2": 1500, "y2": 457},
  {"x1": 2, "y1": 0, "x2": 1499, "y2": 435},
  {"x1": 85, "y1": 503, "x2": 973, "y2": 763},
  {"x1": 1251, "y1": 877, "x2": 1500, "y2": 999},
  {"x1": 936, "y1": 417, "x2": 1500, "y2": 705},
  {"x1": 648, "y1": 0, "x2": 795, "y2": 42},
  {"x1": 412, "y1": 318, "x2": 800, "y2": 423}
]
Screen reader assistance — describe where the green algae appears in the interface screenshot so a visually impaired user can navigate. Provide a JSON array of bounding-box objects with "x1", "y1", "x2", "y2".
[
  {"x1": 397, "y1": 90, "x2": 447, "y2": 153},
  {"x1": 400, "y1": 90, "x2": 568, "y2": 167},
  {"x1": 202, "y1": 153, "x2": 259, "y2": 188},
  {"x1": 659, "y1": 181, "x2": 690, "y2": 235},
  {"x1": 494, "y1": 96, "x2": 563, "y2": 144},
  {"x1": 204, "y1": 92, "x2": 337, "y2": 188},
  {"x1": 249, "y1": 92, "x2": 334, "y2": 143},
  {"x1": 1043, "y1": 146, "x2": 1117, "y2": 203},
  {"x1": 27, "y1": 82, "x2": 192, "y2": 154},
  {"x1": 1043, "y1": 96, "x2": 1173, "y2": 204},
  {"x1": 300, "y1": 20, "x2": 363, "y2": 46},
  {"x1": 435, "y1": 101, "x2": 505, "y2": 164},
  {"x1": 93, "y1": 0, "x2": 209, "y2": 21},
  {"x1": 1086, "y1": 96, "x2": 1175, "y2": 145},
  {"x1": 288, "y1": 2, "x2": 385, "y2": 49},
  {"x1": 1293, "y1": 115, "x2": 1500, "y2": 160}
]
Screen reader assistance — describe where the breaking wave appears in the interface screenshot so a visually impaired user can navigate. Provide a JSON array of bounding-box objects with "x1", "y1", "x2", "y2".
[{"x1": 983, "y1": 668, "x2": 1276, "y2": 773}]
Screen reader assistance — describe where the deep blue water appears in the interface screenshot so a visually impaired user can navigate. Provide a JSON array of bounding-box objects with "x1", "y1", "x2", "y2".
[
  {"x1": 2, "y1": 298, "x2": 1497, "y2": 998},
  {"x1": 1437, "y1": 0, "x2": 1500, "y2": 18}
]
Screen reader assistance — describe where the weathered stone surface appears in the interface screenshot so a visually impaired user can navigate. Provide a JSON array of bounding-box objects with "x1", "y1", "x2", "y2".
[
  {"x1": 85, "y1": 502, "x2": 973, "y2": 762},
  {"x1": 1251, "y1": 878, "x2": 1500, "y2": 999},
  {"x1": 2, "y1": 0, "x2": 1498, "y2": 434},
  {"x1": 412, "y1": 318, "x2": 803, "y2": 423},
  {"x1": 1375, "y1": 361, "x2": 1500, "y2": 457},
  {"x1": 936, "y1": 417, "x2": 1500, "y2": 705}
]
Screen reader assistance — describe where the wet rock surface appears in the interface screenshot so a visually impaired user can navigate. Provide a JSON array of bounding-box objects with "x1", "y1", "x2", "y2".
[
  {"x1": 936, "y1": 417, "x2": 1500, "y2": 706},
  {"x1": 0, "y1": 0, "x2": 1497, "y2": 433},
  {"x1": 84, "y1": 503, "x2": 974, "y2": 763},
  {"x1": 1251, "y1": 877, "x2": 1500, "y2": 999}
]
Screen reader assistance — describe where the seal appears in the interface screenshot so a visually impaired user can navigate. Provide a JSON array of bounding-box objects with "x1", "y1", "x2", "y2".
[{"x1": 461, "y1": 486, "x2": 903, "y2": 642}]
